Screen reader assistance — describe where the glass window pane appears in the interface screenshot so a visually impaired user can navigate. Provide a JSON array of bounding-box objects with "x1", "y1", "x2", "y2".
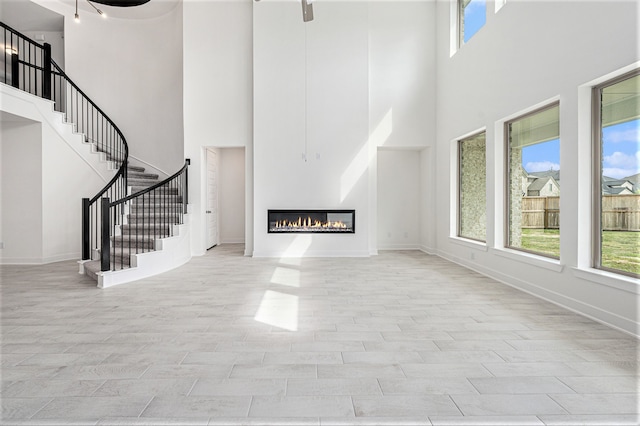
[
  {"x1": 598, "y1": 73, "x2": 640, "y2": 276},
  {"x1": 458, "y1": 132, "x2": 486, "y2": 241},
  {"x1": 460, "y1": 0, "x2": 486, "y2": 45},
  {"x1": 507, "y1": 104, "x2": 560, "y2": 258}
]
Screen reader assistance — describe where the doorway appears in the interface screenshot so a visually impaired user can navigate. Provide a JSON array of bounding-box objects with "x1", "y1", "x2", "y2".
[{"x1": 206, "y1": 148, "x2": 219, "y2": 249}]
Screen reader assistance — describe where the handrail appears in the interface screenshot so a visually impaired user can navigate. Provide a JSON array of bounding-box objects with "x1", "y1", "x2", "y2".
[
  {"x1": 1, "y1": 20, "x2": 129, "y2": 262},
  {"x1": 0, "y1": 22, "x2": 43, "y2": 48},
  {"x1": 101, "y1": 159, "x2": 190, "y2": 272},
  {"x1": 111, "y1": 159, "x2": 190, "y2": 207},
  {"x1": 2, "y1": 21, "x2": 191, "y2": 275}
]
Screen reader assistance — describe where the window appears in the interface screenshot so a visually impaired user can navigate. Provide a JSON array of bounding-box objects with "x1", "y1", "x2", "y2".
[
  {"x1": 458, "y1": 132, "x2": 487, "y2": 242},
  {"x1": 459, "y1": 0, "x2": 486, "y2": 46},
  {"x1": 506, "y1": 103, "x2": 560, "y2": 258},
  {"x1": 593, "y1": 71, "x2": 640, "y2": 277}
]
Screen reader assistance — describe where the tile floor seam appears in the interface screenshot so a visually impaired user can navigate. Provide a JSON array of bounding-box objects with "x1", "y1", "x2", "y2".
[
  {"x1": 247, "y1": 395, "x2": 255, "y2": 417},
  {"x1": 374, "y1": 378, "x2": 384, "y2": 396},
  {"x1": 186, "y1": 377, "x2": 199, "y2": 396},
  {"x1": 464, "y1": 377, "x2": 482, "y2": 395},
  {"x1": 445, "y1": 394, "x2": 465, "y2": 417},
  {"x1": 2, "y1": 247, "x2": 637, "y2": 421},
  {"x1": 27, "y1": 397, "x2": 54, "y2": 420},
  {"x1": 88, "y1": 379, "x2": 109, "y2": 397},
  {"x1": 246, "y1": 395, "x2": 254, "y2": 417},
  {"x1": 543, "y1": 394, "x2": 573, "y2": 415},
  {"x1": 178, "y1": 351, "x2": 190, "y2": 365},
  {"x1": 137, "y1": 395, "x2": 156, "y2": 418}
]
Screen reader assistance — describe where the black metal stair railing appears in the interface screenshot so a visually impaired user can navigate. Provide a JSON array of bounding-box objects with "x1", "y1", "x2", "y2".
[
  {"x1": 100, "y1": 160, "x2": 189, "y2": 272},
  {"x1": 1, "y1": 21, "x2": 128, "y2": 261},
  {"x1": 1, "y1": 22, "x2": 50, "y2": 98},
  {"x1": 2, "y1": 21, "x2": 190, "y2": 273}
]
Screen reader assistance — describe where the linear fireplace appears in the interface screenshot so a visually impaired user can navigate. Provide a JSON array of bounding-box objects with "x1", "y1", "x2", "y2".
[{"x1": 268, "y1": 210, "x2": 355, "y2": 233}]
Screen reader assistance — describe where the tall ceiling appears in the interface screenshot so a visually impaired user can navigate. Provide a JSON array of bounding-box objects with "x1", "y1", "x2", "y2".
[
  {"x1": 1, "y1": 1, "x2": 64, "y2": 32},
  {"x1": 0, "y1": 0, "x2": 181, "y2": 33}
]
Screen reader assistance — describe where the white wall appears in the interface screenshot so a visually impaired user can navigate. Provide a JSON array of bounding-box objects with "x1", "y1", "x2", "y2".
[
  {"x1": 434, "y1": 0, "x2": 639, "y2": 334},
  {"x1": 34, "y1": 0, "x2": 184, "y2": 175},
  {"x1": 0, "y1": 87, "x2": 107, "y2": 264},
  {"x1": 253, "y1": 0, "x2": 435, "y2": 257},
  {"x1": 254, "y1": 1, "x2": 370, "y2": 257},
  {"x1": 420, "y1": 147, "x2": 436, "y2": 253},
  {"x1": 183, "y1": 0, "x2": 254, "y2": 256},
  {"x1": 377, "y1": 149, "x2": 421, "y2": 250},
  {"x1": 368, "y1": 1, "x2": 435, "y2": 150},
  {"x1": 22, "y1": 31, "x2": 65, "y2": 67},
  {"x1": 219, "y1": 148, "x2": 245, "y2": 244},
  {"x1": 1, "y1": 118, "x2": 43, "y2": 262}
]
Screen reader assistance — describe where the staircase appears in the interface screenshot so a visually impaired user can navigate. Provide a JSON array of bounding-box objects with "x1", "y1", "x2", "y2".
[
  {"x1": 82, "y1": 164, "x2": 160, "y2": 279},
  {"x1": 1, "y1": 21, "x2": 191, "y2": 288},
  {"x1": 80, "y1": 162, "x2": 191, "y2": 288}
]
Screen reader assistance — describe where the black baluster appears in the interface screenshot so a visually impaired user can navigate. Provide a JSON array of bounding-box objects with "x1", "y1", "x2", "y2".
[
  {"x1": 82, "y1": 198, "x2": 90, "y2": 260},
  {"x1": 43, "y1": 43, "x2": 51, "y2": 100},
  {"x1": 101, "y1": 198, "x2": 110, "y2": 272}
]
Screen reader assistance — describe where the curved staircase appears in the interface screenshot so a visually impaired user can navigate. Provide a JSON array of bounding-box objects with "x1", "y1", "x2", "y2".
[
  {"x1": 80, "y1": 160, "x2": 192, "y2": 288},
  {"x1": 2, "y1": 21, "x2": 191, "y2": 287}
]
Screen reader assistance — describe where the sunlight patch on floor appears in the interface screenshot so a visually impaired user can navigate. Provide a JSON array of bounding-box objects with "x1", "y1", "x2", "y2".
[
  {"x1": 254, "y1": 290, "x2": 299, "y2": 331},
  {"x1": 270, "y1": 266, "x2": 301, "y2": 288}
]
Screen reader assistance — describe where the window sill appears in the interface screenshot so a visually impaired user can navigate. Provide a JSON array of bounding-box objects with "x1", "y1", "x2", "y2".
[
  {"x1": 449, "y1": 236, "x2": 488, "y2": 251},
  {"x1": 491, "y1": 247, "x2": 564, "y2": 272},
  {"x1": 572, "y1": 267, "x2": 639, "y2": 294}
]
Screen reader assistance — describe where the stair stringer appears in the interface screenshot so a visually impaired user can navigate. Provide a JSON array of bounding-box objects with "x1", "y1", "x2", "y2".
[
  {"x1": 0, "y1": 84, "x2": 119, "y2": 183},
  {"x1": 96, "y1": 216, "x2": 192, "y2": 288}
]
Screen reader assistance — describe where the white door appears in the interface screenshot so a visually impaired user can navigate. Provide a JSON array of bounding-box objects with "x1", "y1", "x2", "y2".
[{"x1": 206, "y1": 149, "x2": 219, "y2": 249}]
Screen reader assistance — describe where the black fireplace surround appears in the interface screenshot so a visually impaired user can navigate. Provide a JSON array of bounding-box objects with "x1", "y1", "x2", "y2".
[{"x1": 268, "y1": 210, "x2": 355, "y2": 233}]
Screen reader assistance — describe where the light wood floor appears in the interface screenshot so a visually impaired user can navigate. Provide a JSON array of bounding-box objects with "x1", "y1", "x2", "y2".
[{"x1": 1, "y1": 245, "x2": 638, "y2": 425}]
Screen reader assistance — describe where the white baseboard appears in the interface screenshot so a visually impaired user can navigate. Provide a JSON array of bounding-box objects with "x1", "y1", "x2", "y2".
[
  {"x1": 437, "y1": 249, "x2": 640, "y2": 338},
  {"x1": 220, "y1": 238, "x2": 245, "y2": 244},
  {"x1": 419, "y1": 245, "x2": 437, "y2": 255},
  {"x1": 378, "y1": 244, "x2": 421, "y2": 251},
  {"x1": 1, "y1": 252, "x2": 81, "y2": 265},
  {"x1": 252, "y1": 249, "x2": 371, "y2": 258}
]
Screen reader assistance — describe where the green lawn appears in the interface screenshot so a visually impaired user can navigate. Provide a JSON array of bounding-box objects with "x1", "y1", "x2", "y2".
[
  {"x1": 521, "y1": 228, "x2": 639, "y2": 275},
  {"x1": 521, "y1": 228, "x2": 560, "y2": 258},
  {"x1": 602, "y1": 231, "x2": 640, "y2": 276}
]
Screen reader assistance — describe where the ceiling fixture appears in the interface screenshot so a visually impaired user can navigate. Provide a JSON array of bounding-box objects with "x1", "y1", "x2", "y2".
[
  {"x1": 87, "y1": 0, "x2": 107, "y2": 18},
  {"x1": 253, "y1": 0, "x2": 315, "y2": 23},
  {"x1": 74, "y1": 0, "x2": 151, "y2": 22},
  {"x1": 301, "y1": 0, "x2": 314, "y2": 22},
  {"x1": 89, "y1": 0, "x2": 150, "y2": 6}
]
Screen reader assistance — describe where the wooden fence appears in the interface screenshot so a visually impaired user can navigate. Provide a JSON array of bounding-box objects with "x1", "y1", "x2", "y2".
[
  {"x1": 602, "y1": 195, "x2": 640, "y2": 231},
  {"x1": 522, "y1": 197, "x2": 559, "y2": 229},
  {"x1": 522, "y1": 195, "x2": 640, "y2": 231}
]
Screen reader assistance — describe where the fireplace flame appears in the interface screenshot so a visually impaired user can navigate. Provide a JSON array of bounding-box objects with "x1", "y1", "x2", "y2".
[{"x1": 274, "y1": 216, "x2": 348, "y2": 230}]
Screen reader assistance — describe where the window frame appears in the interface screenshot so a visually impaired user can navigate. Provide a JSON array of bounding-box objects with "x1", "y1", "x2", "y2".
[
  {"x1": 458, "y1": 0, "x2": 465, "y2": 47},
  {"x1": 457, "y1": 131, "x2": 487, "y2": 243},
  {"x1": 504, "y1": 101, "x2": 561, "y2": 259},
  {"x1": 591, "y1": 69, "x2": 640, "y2": 279},
  {"x1": 458, "y1": 0, "x2": 486, "y2": 48}
]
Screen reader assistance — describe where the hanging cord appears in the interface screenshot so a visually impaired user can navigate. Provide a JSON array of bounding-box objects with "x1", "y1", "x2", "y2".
[{"x1": 303, "y1": 23, "x2": 308, "y2": 162}]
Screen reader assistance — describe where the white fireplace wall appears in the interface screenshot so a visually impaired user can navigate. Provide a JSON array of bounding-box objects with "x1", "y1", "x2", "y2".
[{"x1": 253, "y1": 1, "x2": 435, "y2": 257}]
